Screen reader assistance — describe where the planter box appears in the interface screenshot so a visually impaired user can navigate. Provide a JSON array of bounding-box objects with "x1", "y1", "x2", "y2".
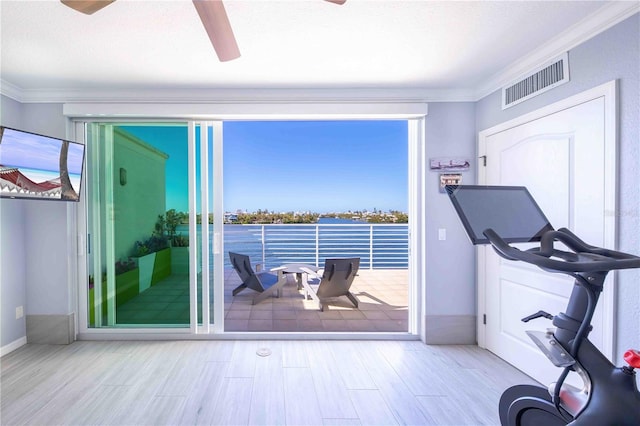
[
  {"x1": 137, "y1": 252, "x2": 156, "y2": 292},
  {"x1": 88, "y1": 268, "x2": 139, "y2": 326},
  {"x1": 171, "y1": 246, "x2": 189, "y2": 275},
  {"x1": 116, "y1": 268, "x2": 140, "y2": 304},
  {"x1": 152, "y1": 247, "x2": 171, "y2": 285},
  {"x1": 88, "y1": 284, "x2": 106, "y2": 327},
  {"x1": 137, "y1": 247, "x2": 172, "y2": 292},
  {"x1": 170, "y1": 246, "x2": 201, "y2": 276}
]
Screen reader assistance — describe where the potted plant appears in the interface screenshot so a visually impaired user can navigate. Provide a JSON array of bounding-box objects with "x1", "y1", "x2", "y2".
[
  {"x1": 161, "y1": 209, "x2": 192, "y2": 274},
  {"x1": 164, "y1": 209, "x2": 186, "y2": 244}
]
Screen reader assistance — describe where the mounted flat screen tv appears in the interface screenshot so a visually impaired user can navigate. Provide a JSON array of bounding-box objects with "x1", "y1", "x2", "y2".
[{"x1": 0, "y1": 126, "x2": 85, "y2": 202}]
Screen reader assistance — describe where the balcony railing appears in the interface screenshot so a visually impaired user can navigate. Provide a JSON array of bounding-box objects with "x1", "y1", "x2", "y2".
[{"x1": 223, "y1": 223, "x2": 409, "y2": 270}]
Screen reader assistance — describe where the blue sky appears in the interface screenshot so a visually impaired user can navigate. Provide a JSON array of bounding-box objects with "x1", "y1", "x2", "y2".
[{"x1": 120, "y1": 121, "x2": 408, "y2": 213}]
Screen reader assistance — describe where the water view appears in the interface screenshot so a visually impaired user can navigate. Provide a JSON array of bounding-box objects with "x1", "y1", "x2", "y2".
[
  {"x1": 177, "y1": 216, "x2": 409, "y2": 270},
  {"x1": 89, "y1": 121, "x2": 410, "y2": 331}
]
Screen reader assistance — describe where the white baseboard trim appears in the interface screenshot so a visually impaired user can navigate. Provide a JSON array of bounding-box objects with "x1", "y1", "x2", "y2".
[{"x1": 1, "y1": 336, "x2": 27, "y2": 357}]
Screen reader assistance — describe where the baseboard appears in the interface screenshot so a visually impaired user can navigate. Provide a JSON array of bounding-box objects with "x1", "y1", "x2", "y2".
[
  {"x1": 1, "y1": 336, "x2": 27, "y2": 357},
  {"x1": 26, "y1": 313, "x2": 75, "y2": 344},
  {"x1": 424, "y1": 314, "x2": 477, "y2": 344}
]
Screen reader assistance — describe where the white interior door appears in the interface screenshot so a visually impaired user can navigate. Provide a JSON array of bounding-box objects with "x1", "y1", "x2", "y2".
[{"x1": 478, "y1": 83, "x2": 617, "y2": 385}]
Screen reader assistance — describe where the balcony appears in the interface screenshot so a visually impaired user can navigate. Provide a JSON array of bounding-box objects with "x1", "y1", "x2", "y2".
[
  {"x1": 96, "y1": 223, "x2": 410, "y2": 331},
  {"x1": 224, "y1": 223, "x2": 409, "y2": 332}
]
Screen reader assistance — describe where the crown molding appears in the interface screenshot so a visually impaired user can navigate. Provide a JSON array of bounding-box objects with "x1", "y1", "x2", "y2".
[
  {"x1": 1, "y1": 84, "x2": 478, "y2": 104},
  {"x1": 474, "y1": 1, "x2": 640, "y2": 101},
  {"x1": 0, "y1": 79, "x2": 25, "y2": 103},
  {"x1": 1, "y1": 3, "x2": 637, "y2": 105}
]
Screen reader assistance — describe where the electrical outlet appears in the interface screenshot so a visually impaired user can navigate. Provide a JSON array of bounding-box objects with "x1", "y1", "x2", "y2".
[{"x1": 15, "y1": 306, "x2": 24, "y2": 319}]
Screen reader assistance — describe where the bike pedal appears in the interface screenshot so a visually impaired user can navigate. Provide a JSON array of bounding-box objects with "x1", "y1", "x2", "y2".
[{"x1": 521, "y1": 310, "x2": 554, "y2": 322}]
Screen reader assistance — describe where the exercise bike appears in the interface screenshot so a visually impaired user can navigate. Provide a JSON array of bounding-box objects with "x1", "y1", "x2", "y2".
[{"x1": 446, "y1": 185, "x2": 640, "y2": 426}]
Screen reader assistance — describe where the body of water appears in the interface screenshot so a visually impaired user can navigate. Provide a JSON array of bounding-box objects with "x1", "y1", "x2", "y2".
[{"x1": 176, "y1": 218, "x2": 408, "y2": 269}]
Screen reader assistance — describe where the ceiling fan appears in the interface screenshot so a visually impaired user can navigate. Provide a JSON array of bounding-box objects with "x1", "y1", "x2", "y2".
[{"x1": 60, "y1": 0, "x2": 346, "y2": 62}]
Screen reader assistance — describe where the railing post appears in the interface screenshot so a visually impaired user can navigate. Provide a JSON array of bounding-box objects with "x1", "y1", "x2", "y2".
[
  {"x1": 315, "y1": 225, "x2": 320, "y2": 267},
  {"x1": 261, "y1": 225, "x2": 266, "y2": 265},
  {"x1": 370, "y1": 224, "x2": 374, "y2": 270}
]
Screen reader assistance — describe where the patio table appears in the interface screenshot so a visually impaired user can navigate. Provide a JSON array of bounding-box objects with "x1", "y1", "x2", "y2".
[{"x1": 279, "y1": 263, "x2": 320, "y2": 290}]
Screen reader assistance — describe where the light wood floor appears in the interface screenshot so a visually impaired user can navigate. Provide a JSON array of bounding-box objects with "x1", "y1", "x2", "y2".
[{"x1": 1, "y1": 340, "x2": 538, "y2": 425}]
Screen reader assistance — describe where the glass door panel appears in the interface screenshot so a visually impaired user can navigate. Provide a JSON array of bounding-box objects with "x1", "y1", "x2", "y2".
[
  {"x1": 85, "y1": 119, "x2": 409, "y2": 334},
  {"x1": 208, "y1": 123, "x2": 224, "y2": 331},
  {"x1": 87, "y1": 122, "x2": 194, "y2": 327},
  {"x1": 193, "y1": 123, "x2": 211, "y2": 328},
  {"x1": 193, "y1": 123, "x2": 218, "y2": 331}
]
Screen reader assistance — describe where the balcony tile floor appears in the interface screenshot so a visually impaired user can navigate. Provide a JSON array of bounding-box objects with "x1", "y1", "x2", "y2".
[
  {"x1": 224, "y1": 268, "x2": 408, "y2": 332},
  {"x1": 112, "y1": 268, "x2": 408, "y2": 332}
]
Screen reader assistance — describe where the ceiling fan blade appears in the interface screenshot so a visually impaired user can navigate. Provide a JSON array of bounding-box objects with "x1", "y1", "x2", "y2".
[
  {"x1": 324, "y1": 0, "x2": 347, "y2": 4},
  {"x1": 192, "y1": 0, "x2": 241, "y2": 62},
  {"x1": 60, "y1": 0, "x2": 115, "y2": 15}
]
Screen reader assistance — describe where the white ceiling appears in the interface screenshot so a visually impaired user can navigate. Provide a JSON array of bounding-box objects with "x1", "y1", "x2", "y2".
[{"x1": 1, "y1": 0, "x2": 637, "y2": 102}]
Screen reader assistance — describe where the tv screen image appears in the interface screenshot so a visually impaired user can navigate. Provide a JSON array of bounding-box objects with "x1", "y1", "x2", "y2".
[{"x1": 0, "y1": 126, "x2": 85, "y2": 201}]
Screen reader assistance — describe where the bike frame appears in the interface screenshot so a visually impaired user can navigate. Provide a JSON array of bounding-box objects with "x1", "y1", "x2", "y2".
[
  {"x1": 446, "y1": 185, "x2": 640, "y2": 425},
  {"x1": 507, "y1": 251, "x2": 640, "y2": 424}
]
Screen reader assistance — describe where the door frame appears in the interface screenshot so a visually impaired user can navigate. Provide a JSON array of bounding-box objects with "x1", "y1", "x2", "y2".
[
  {"x1": 476, "y1": 80, "x2": 618, "y2": 357},
  {"x1": 76, "y1": 120, "x2": 210, "y2": 334},
  {"x1": 67, "y1": 104, "x2": 428, "y2": 338}
]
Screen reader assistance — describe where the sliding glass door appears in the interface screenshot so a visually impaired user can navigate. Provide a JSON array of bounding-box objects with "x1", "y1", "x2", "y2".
[
  {"x1": 86, "y1": 122, "x2": 218, "y2": 329},
  {"x1": 80, "y1": 117, "x2": 415, "y2": 335}
]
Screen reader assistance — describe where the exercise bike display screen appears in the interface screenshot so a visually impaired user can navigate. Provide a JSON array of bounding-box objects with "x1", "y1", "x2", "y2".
[{"x1": 446, "y1": 185, "x2": 554, "y2": 245}]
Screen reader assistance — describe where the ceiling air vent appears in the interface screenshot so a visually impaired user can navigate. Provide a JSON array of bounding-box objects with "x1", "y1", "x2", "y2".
[{"x1": 502, "y1": 53, "x2": 569, "y2": 109}]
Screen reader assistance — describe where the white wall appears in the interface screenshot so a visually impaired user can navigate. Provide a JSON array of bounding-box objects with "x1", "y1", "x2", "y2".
[
  {"x1": 423, "y1": 102, "x2": 477, "y2": 342},
  {"x1": 0, "y1": 99, "x2": 73, "y2": 350},
  {"x1": 24, "y1": 201, "x2": 71, "y2": 314},
  {"x1": 1, "y1": 95, "x2": 23, "y2": 128},
  {"x1": 475, "y1": 13, "x2": 640, "y2": 360},
  {"x1": 1, "y1": 95, "x2": 27, "y2": 350},
  {"x1": 0, "y1": 199, "x2": 27, "y2": 349}
]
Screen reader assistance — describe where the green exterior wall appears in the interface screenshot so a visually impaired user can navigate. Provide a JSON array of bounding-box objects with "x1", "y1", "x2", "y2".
[{"x1": 112, "y1": 128, "x2": 169, "y2": 262}]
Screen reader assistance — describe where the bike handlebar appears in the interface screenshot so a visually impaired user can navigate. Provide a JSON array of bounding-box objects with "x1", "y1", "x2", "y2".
[{"x1": 483, "y1": 227, "x2": 640, "y2": 274}]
